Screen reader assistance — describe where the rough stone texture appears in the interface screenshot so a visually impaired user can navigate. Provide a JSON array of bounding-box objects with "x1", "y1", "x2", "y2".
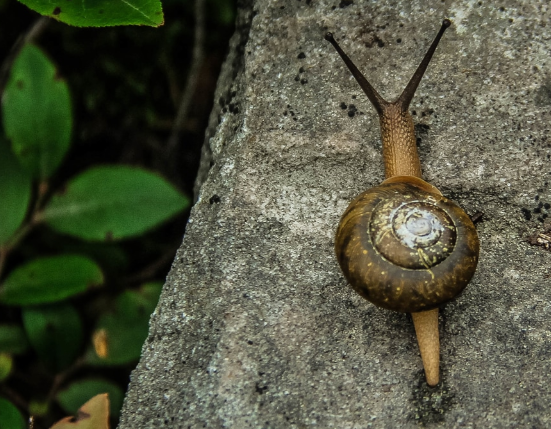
[{"x1": 119, "y1": 1, "x2": 551, "y2": 427}]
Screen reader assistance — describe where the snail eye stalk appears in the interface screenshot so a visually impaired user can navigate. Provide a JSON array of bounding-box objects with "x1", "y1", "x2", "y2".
[{"x1": 325, "y1": 19, "x2": 451, "y2": 113}]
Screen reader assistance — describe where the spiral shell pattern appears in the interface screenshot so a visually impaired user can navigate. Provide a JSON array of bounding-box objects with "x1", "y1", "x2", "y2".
[{"x1": 335, "y1": 180, "x2": 479, "y2": 313}]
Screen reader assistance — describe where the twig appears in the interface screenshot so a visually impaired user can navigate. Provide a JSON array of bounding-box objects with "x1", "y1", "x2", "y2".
[
  {"x1": 166, "y1": 0, "x2": 206, "y2": 152},
  {"x1": 46, "y1": 356, "x2": 86, "y2": 403},
  {"x1": 0, "y1": 384, "x2": 28, "y2": 410},
  {"x1": 0, "y1": 16, "x2": 49, "y2": 95},
  {"x1": 122, "y1": 246, "x2": 179, "y2": 285},
  {"x1": 0, "y1": 208, "x2": 43, "y2": 280},
  {"x1": 0, "y1": 222, "x2": 33, "y2": 279}
]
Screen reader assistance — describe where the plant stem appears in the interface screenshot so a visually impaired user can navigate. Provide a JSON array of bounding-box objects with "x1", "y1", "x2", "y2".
[
  {"x1": 0, "y1": 181, "x2": 48, "y2": 279},
  {"x1": 0, "y1": 16, "x2": 49, "y2": 94},
  {"x1": 166, "y1": 0, "x2": 206, "y2": 152},
  {"x1": 46, "y1": 357, "x2": 86, "y2": 404}
]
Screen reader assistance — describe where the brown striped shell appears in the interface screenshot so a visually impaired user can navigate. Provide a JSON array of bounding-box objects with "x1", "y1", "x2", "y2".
[{"x1": 335, "y1": 179, "x2": 479, "y2": 313}]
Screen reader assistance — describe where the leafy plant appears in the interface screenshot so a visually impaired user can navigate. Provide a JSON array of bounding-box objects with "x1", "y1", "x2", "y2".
[
  {"x1": 0, "y1": 2, "x2": 195, "y2": 425},
  {"x1": 0, "y1": 0, "x2": 236, "y2": 425}
]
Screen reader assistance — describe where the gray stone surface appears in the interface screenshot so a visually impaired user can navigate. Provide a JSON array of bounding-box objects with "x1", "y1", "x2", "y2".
[{"x1": 118, "y1": 0, "x2": 551, "y2": 427}]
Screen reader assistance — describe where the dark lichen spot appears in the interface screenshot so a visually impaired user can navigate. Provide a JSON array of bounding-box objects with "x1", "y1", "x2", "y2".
[
  {"x1": 339, "y1": 0, "x2": 353, "y2": 7},
  {"x1": 300, "y1": 78, "x2": 308, "y2": 84},
  {"x1": 415, "y1": 123, "x2": 430, "y2": 141},
  {"x1": 410, "y1": 372, "x2": 454, "y2": 424},
  {"x1": 255, "y1": 382, "x2": 268, "y2": 394},
  {"x1": 209, "y1": 194, "x2": 221, "y2": 204},
  {"x1": 421, "y1": 108, "x2": 434, "y2": 117},
  {"x1": 340, "y1": 102, "x2": 347, "y2": 109},
  {"x1": 53, "y1": 7, "x2": 61, "y2": 15},
  {"x1": 297, "y1": 52, "x2": 306, "y2": 59},
  {"x1": 535, "y1": 79, "x2": 551, "y2": 106},
  {"x1": 396, "y1": 38, "x2": 402, "y2": 43},
  {"x1": 299, "y1": 67, "x2": 305, "y2": 73},
  {"x1": 521, "y1": 208, "x2": 532, "y2": 220}
]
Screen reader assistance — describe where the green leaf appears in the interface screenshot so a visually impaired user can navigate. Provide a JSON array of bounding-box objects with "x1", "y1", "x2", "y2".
[
  {"x1": 56, "y1": 379, "x2": 123, "y2": 419},
  {"x1": 43, "y1": 166, "x2": 190, "y2": 241},
  {"x1": 87, "y1": 282, "x2": 162, "y2": 365},
  {"x1": 28, "y1": 400, "x2": 48, "y2": 417},
  {"x1": 22, "y1": 303, "x2": 83, "y2": 372},
  {"x1": 0, "y1": 398, "x2": 26, "y2": 429},
  {"x1": 0, "y1": 353, "x2": 13, "y2": 381},
  {"x1": 1, "y1": 44, "x2": 72, "y2": 179},
  {"x1": 17, "y1": 0, "x2": 164, "y2": 27},
  {"x1": 0, "y1": 255, "x2": 103, "y2": 305},
  {"x1": 0, "y1": 324, "x2": 30, "y2": 354},
  {"x1": 0, "y1": 138, "x2": 32, "y2": 246}
]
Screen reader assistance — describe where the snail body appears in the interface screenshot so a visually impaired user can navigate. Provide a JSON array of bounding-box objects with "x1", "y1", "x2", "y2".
[{"x1": 326, "y1": 20, "x2": 479, "y2": 385}]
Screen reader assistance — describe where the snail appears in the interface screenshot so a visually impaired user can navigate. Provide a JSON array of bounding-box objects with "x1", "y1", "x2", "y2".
[{"x1": 325, "y1": 20, "x2": 479, "y2": 386}]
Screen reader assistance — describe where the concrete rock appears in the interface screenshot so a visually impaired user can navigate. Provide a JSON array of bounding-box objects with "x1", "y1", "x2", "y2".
[{"x1": 119, "y1": 0, "x2": 551, "y2": 427}]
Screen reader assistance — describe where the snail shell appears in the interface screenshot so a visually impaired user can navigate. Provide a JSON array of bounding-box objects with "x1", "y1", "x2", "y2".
[{"x1": 335, "y1": 177, "x2": 479, "y2": 313}]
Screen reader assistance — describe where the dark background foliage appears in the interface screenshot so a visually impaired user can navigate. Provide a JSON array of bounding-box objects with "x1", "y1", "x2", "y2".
[{"x1": 0, "y1": 0, "x2": 235, "y2": 426}]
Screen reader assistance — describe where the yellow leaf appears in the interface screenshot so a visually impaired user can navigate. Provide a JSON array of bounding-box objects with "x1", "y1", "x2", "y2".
[
  {"x1": 92, "y1": 329, "x2": 109, "y2": 359},
  {"x1": 50, "y1": 393, "x2": 109, "y2": 429}
]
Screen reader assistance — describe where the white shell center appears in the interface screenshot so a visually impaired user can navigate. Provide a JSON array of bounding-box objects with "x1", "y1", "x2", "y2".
[{"x1": 393, "y1": 206, "x2": 444, "y2": 248}]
